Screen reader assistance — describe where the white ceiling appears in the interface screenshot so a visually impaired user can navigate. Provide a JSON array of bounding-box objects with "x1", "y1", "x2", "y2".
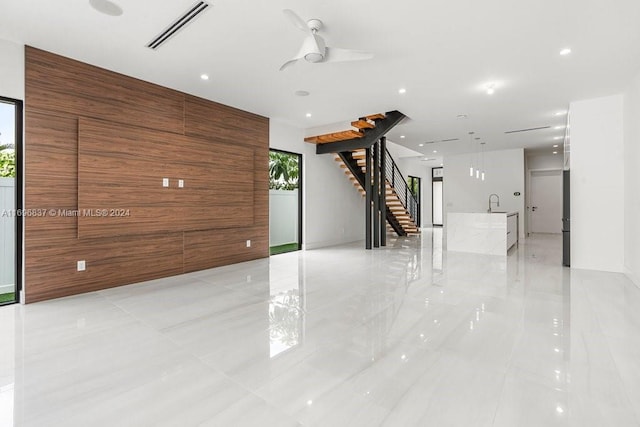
[{"x1": 2, "y1": 0, "x2": 640, "y2": 165}]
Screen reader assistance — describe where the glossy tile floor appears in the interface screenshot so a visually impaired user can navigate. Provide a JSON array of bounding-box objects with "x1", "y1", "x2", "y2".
[{"x1": 2, "y1": 230, "x2": 640, "y2": 426}]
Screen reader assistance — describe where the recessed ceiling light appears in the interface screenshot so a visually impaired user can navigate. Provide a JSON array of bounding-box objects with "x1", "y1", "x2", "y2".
[
  {"x1": 295, "y1": 90, "x2": 310, "y2": 97},
  {"x1": 553, "y1": 151, "x2": 558, "y2": 154},
  {"x1": 400, "y1": 135, "x2": 405, "y2": 139},
  {"x1": 440, "y1": 163, "x2": 444, "y2": 166},
  {"x1": 457, "y1": 114, "x2": 468, "y2": 119},
  {"x1": 560, "y1": 48, "x2": 572, "y2": 56},
  {"x1": 554, "y1": 125, "x2": 565, "y2": 130},
  {"x1": 418, "y1": 143, "x2": 424, "y2": 147},
  {"x1": 553, "y1": 144, "x2": 559, "y2": 148},
  {"x1": 398, "y1": 88, "x2": 407, "y2": 94},
  {"x1": 305, "y1": 113, "x2": 312, "y2": 118},
  {"x1": 555, "y1": 110, "x2": 567, "y2": 116},
  {"x1": 486, "y1": 84, "x2": 495, "y2": 95},
  {"x1": 554, "y1": 136, "x2": 563, "y2": 140},
  {"x1": 200, "y1": 74, "x2": 209, "y2": 80},
  {"x1": 433, "y1": 150, "x2": 437, "y2": 153},
  {"x1": 89, "y1": 0, "x2": 123, "y2": 16}
]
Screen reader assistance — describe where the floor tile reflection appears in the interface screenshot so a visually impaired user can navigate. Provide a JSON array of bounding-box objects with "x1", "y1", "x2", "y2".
[{"x1": 1, "y1": 231, "x2": 639, "y2": 426}]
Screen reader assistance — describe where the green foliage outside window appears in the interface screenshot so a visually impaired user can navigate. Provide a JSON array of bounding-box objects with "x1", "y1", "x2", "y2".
[
  {"x1": 0, "y1": 145, "x2": 15, "y2": 178},
  {"x1": 269, "y1": 151, "x2": 299, "y2": 190}
]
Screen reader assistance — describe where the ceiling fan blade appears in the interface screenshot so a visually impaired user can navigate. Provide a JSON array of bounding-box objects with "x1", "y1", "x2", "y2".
[
  {"x1": 283, "y1": 9, "x2": 309, "y2": 33},
  {"x1": 324, "y1": 47, "x2": 374, "y2": 63},
  {"x1": 279, "y1": 58, "x2": 301, "y2": 71}
]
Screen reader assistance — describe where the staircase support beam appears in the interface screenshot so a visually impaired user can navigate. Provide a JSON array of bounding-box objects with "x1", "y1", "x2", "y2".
[
  {"x1": 316, "y1": 111, "x2": 407, "y2": 154},
  {"x1": 373, "y1": 140, "x2": 380, "y2": 248},
  {"x1": 365, "y1": 147, "x2": 372, "y2": 250}
]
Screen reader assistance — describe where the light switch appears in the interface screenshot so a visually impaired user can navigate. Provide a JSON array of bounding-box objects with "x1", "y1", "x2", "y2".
[
  {"x1": 77, "y1": 260, "x2": 86, "y2": 271},
  {"x1": 162, "y1": 178, "x2": 169, "y2": 188},
  {"x1": 178, "y1": 179, "x2": 184, "y2": 188},
  {"x1": 246, "y1": 240, "x2": 251, "y2": 248}
]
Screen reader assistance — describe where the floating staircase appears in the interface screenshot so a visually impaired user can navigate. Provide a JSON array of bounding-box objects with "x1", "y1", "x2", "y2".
[{"x1": 305, "y1": 112, "x2": 420, "y2": 240}]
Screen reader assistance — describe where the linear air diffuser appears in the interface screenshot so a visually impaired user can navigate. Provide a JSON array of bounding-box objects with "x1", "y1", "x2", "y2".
[
  {"x1": 146, "y1": 1, "x2": 210, "y2": 50},
  {"x1": 504, "y1": 126, "x2": 550, "y2": 134}
]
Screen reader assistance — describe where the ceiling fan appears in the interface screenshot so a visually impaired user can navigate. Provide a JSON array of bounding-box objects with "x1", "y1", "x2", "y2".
[{"x1": 279, "y1": 9, "x2": 374, "y2": 71}]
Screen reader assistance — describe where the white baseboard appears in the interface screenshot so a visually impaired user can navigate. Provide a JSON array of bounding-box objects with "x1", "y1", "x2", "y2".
[{"x1": 304, "y1": 237, "x2": 363, "y2": 250}]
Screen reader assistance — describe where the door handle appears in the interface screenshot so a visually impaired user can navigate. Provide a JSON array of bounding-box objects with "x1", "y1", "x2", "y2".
[{"x1": 532, "y1": 206, "x2": 538, "y2": 211}]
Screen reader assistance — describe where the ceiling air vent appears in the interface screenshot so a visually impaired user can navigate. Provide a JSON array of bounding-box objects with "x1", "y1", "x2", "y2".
[
  {"x1": 504, "y1": 126, "x2": 550, "y2": 134},
  {"x1": 424, "y1": 138, "x2": 459, "y2": 144},
  {"x1": 146, "y1": 1, "x2": 210, "y2": 50}
]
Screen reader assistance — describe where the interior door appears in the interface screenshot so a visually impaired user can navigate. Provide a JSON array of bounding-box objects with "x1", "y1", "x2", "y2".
[{"x1": 530, "y1": 170, "x2": 562, "y2": 233}]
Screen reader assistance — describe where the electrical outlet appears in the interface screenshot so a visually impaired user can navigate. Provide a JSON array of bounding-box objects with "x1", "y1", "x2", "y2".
[
  {"x1": 178, "y1": 179, "x2": 184, "y2": 188},
  {"x1": 246, "y1": 240, "x2": 251, "y2": 248},
  {"x1": 162, "y1": 178, "x2": 169, "y2": 187},
  {"x1": 77, "y1": 260, "x2": 86, "y2": 271}
]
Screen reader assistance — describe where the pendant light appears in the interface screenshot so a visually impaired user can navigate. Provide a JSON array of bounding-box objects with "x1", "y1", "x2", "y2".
[
  {"x1": 475, "y1": 136, "x2": 481, "y2": 179},
  {"x1": 480, "y1": 142, "x2": 486, "y2": 181},
  {"x1": 468, "y1": 131, "x2": 475, "y2": 177}
]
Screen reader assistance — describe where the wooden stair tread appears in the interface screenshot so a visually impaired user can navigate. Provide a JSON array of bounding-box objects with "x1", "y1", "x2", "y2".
[
  {"x1": 305, "y1": 129, "x2": 363, "y2": 144},
  {"x1": 362, "y1": 113, "x2": 386, "y2": 121},
  {"x1": 351, "y1": 120, "x2": 375, "y2": 130}
]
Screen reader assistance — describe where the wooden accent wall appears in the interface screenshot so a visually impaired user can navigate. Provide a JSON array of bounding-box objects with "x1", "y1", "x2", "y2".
[{"x1": 25, "y1": 47, "x2": 269, "y2": 303}]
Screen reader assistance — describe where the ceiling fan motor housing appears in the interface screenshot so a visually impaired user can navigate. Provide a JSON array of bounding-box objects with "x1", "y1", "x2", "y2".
[{"x1": 303, "y1": 33, "x2": 326, "y2": 63}]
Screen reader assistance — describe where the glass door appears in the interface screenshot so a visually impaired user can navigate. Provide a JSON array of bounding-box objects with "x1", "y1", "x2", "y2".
[
  {"x1": 432, "y1": 167, "x2": 443, "y2": 226},
  {"x1": 0, "y1": 97, "x2": 22, "y2": 305},
  {"x1": 408, "y1": 176, "x2": 421, "y2": 226},
  {"x1": 268, "y1": 149, "x2": 302, "y2": 255}
]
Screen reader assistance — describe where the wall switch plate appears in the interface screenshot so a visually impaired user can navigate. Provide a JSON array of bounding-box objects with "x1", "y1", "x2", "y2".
[
  {"x1": 77, "y1": 260, "x2": 86, "y2": 271},
  {"x1": 178, "y1": 179, "x2": 184, "y2": 188},
  {"x1": 246, "y1": 240, "x2": 251, "y2": 248},
  {"x1": 162, "y1": 178, "x2": 169, "y2": 187}
]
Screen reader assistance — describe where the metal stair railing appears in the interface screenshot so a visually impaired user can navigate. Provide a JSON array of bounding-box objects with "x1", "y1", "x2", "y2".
[{"x1": 384, "y1": 148, "x2": 419, "y2": 224}]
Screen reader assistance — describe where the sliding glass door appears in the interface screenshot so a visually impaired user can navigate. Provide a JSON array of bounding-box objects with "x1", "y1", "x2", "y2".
[
  {"x1": 0, "y1": 97, "x2": 22, "y2": 305},
  {"x1": 268, "y1": 149, "x2": 302, "y2": 255}
]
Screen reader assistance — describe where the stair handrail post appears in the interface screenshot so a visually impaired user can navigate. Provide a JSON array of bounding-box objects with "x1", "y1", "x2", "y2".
[{"x1": 380, "y1": 137, "x2": 387, "y2": 246}]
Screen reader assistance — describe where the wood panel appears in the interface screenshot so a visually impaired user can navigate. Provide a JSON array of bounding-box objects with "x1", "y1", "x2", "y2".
[
  {"x1": 25, "y1": 47, "x2": 184, "y2": 134},
  {"x1": 24, "y1": 47, "x2": 269, "y2": 302},
  {"x1": 77, "y1": 118, "x2": 254, "y2": 238},
  {"x1": 184, "y1": 95, "x2": 269, "y2": 149},
  {"x1": 25, "y1": 233, "x2": 184, "y2": 303},
  {"x1": 25, "y1": 112, "x2": 79, "y2": 238},
  {"x1": 183, "y1": 227, "x2": 268, "y2": 273}
]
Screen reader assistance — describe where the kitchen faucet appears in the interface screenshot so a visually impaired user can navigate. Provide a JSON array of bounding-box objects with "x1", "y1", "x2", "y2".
[{"x1": 488, "y1": 194, "x2": 500, "y2": 213}]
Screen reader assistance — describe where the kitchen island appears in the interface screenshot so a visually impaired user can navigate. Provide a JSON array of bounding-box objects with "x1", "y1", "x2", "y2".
[{"x1": 446, "y1": 212, "x2": 519, "y2": 256}]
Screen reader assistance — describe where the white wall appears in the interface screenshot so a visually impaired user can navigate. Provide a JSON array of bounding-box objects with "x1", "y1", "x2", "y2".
[
  {"x1": 443, "y1": 148, "x2": 525, "y2": 239},
  {"x1": 624, "y1": 74, "x2": 640, "y2": 286},
  {"x1": 270, "y1": 120, "x2": 364, "y2": 250},
  {"x1": 570, "y1": 94, "x2": 624, "y2": 273},
  {"x1": 0, "y1": 39, "x2": 24, "y2": 99},
  {"x1": 526, "y1": 152, "x2": 564, "y2": 170}
]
